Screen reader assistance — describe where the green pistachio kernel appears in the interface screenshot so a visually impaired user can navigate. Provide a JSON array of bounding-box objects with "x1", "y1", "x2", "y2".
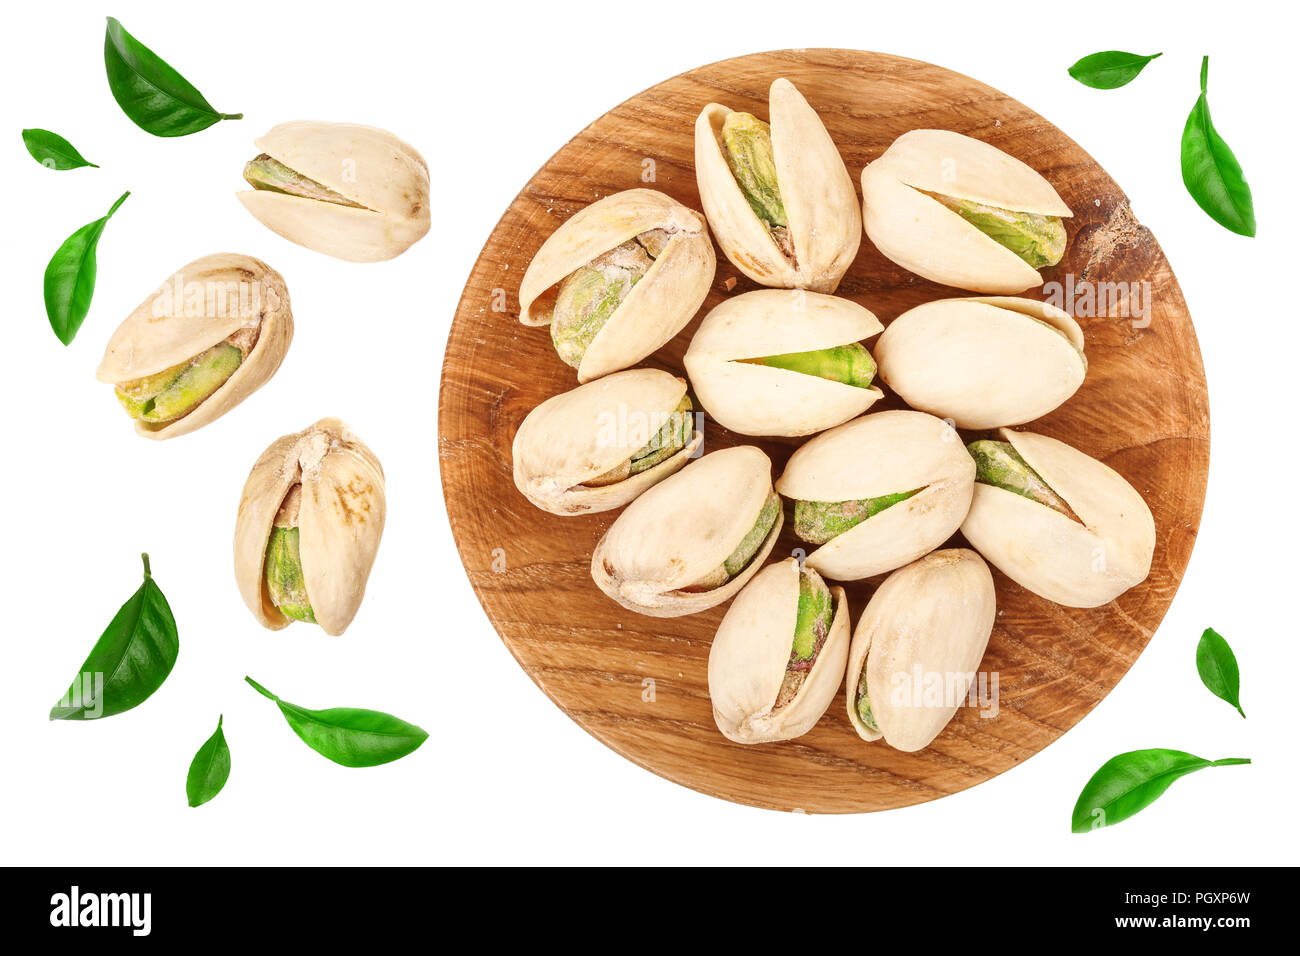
[
  {"x1": 243, "y1": 154, "x2": 365, "y2": 208},
  {"x1": 549, "y1": 238, "x2": 656, "y2": 369},
  {"x1": 855, "y1": 669, "x2": 878, "y2": 732},
  {"x1": 265, "y1": 525, "x2": 315, "y2": 624},
  {"x1": 583, "y1": 396, "x2": 694, "y2": 488},
  {"x1": 685, "y1": 491, "x2": 781, "y2": 591},
  {"x1": 721, "y1": 112, "x2": 787, "y2": 228},
  {"x1": 116, "y1": 343, "x2": 243, "y2": 424},
  {"x1": 791, "y1": 569, "x2": 833, "y2": 662},
  {"x1": 740, "y1": 343, "x2": 876, "y2": 388},
  {"x1": 967, "y1": 440, "x2": 1074, "y2": 517},
  {"x1": 928, "y1": 192, "x2": 1067, "y2": 269},
  {"x1": 793, "y1": 490, "x2": 921, "y2": 546}
]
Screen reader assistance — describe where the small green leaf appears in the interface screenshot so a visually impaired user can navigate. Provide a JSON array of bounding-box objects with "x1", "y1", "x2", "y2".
[
  {"x1": 245, "y1": 677, "x2": 428, "y2": 768},
  {"x1": 186, "y1": 715, "x2": 231, "y2": 807},
  {"x1": 1071, "y1": 749, "x2": 1250, "y2": 833},
  {"x1": 50, "y1": 553, "x2": 179, "y2": 720},
  {"x1": 1067, "y1": 51, "x2": 1162, "y2": 89},
  {"x1": 1181, "y1": 57, "x2": 1256, "y2": 237},
  {"x1": 104, "y1": 17, "x2": 242, "y2": 137},
  {"x1": 1197, "y1": 627, "x2": 1245, "y2": 717},
  {"x1": 22, "y1": 129, "x2": 98, "y2": 170},
  {"x1": 44, "y1": 190, "x2": 129, "y2": 345}
]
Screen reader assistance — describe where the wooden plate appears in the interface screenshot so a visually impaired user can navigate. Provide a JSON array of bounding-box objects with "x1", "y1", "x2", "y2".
[{"x1": 438, "y1": 49, "x2": 1208, "y2": 813}]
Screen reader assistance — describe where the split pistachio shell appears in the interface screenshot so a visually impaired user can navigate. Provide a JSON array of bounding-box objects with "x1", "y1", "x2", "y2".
[
  {"x1": 590, "y1": 445, "x2": 782, "y2": 617},
  {"x1": 874, "y1": 296, "x2": 1086, "y2": 429},
  {"x1": 861, "y1": 129, "x2": 1072, "y2": 293},
  {"x1": 845, "y1": 549, "x2": 996, "y2": 750},
  {"x1": 519, "y1": 189, "x2": 715, "y2": 383},
  {"x1": 695, "y1": 78, "x2": 861, "y2": 293},
  {"x1": 512, "y1": 369, "x2": 703, "y2": 515},
  {"x1": 708, "y1": 558, "x2": 850, "y2": 743},
  {"x1": 775, "y1": 410, "x2": 974, "y2": 581},
  {"x1": 683, "y1": 289, "x2": 884, "y2": 437},
  {"x1": 237, "y1": 121, "x2": 430, "y2": 262},
  {"x1": 95, "y1": 253, "x2": 293, "y2": 440},
  {"x1": 234, "y1": 418, "x2": 386, "y2": 636},
  {"x1": 960, "y1": 428, "x2": 1155, "y2": 608}
]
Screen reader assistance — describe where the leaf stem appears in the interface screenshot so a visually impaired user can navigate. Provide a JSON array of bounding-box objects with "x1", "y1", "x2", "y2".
[
  {"x1": 1200, "y1": 55, "x2": 1209, "y2": 93},
  {"x1": 106, "y1": 191, "x2": 131, "y2": 218},
  {"x1": 1209, "y1": 757, "x2": 1251, "y2": 767},
  {"x1": 219, "y1": 113, "x2": 243, "y2": 121},
  {"x1": 141, "y1": 552, "x2": 151, "y2": 578},
  {"x1": 244, "y1": 676, "x2": 278, "y2": 701}
]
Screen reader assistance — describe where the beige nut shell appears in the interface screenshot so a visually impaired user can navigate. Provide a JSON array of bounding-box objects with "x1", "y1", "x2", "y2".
[
  {"x1": 234, "y1": 418, "x2": 386, "y2": 636},
  {"x1": 861, "y1": 129, "x2": 1072, "y2": 293},
  {"x1": 683, "y1": 289, "x2": 884, "y2": 437},
  {"x1": 511, "y1": 369, "x2": 702, "y2": 516},
  {"x1": 518, "y1": 188, "x2": 716, "y2": 383},
  {"x1": 237, "y1": 121, "x2": 430, "y2": 262},
  {"x1": 775, "y1": 410, "x2": 974, "y2": 581},
  {"x1": 695, "y1": 78, "x2": 861, "y2": 292},
  {"x1": 960, "y1": 428, "x2": 1155, "y2": 608},
  {"x1": 844, "y1": 549, "x2": 996, "y2": 751},
  {"x1": 708, "y1": 559, "x2": 850, "y2": 744},
  {"x1": 874, "y1": 296, "x2": 1086, "y2": 429},
  {"x1": 95, "y1": 253, "x2": 293, "y2": 440},
  {"x1": 590, "y1": 445, "x2": 781, "y2": 617}
]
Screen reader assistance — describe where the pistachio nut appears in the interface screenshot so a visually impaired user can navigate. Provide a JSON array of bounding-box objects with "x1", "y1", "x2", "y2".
[
  {"x1": 960, "y1": 428, "x2": 1155, "y2": 608},
  {"x1": 708, "y1": 558, "x2": 850, "y2": 743},
  {"x1": 695, "y1": 78, "x2": 861, "y2": 293},
  {"x1": 774, "y1": 410, "x2": 974, "y2": 581},
  {"x1": 512, "y1": 369, "x2": 703, "y2": 515},
  {"x1": 95, "y1": 253, "x2": 292, "y2": 440},
  {"x1": 874, "y1": 296, "x2": 1086, "y2": 429},
  {"x1": 237, "y1": 121, "x2": 430, "y2": 262},
  {"x1": 590, "y1": 445, "x2": 782, "y2": 617},
  {"x1": 683, "y1": 289, "x2": 884, "y2": 437},
  {"x1": 234, "y1": 418, "x2": 386, "y2": 636},
  {"x1": 519, "y1": 189, "x2": 715, "y2": 383},
  {"x1": 845, "y1": 549, "x2": 996, "y2": 750},
  {"x1": 861, "y1": 129, "x2": 1073, "y2": 293}
]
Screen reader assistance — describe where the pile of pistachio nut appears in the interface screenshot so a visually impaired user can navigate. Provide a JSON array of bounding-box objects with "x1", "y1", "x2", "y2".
[
  {"x1": 97, "y1": 121, "x2": 430, "y2": 636},
  {"x1": 511, "y1": 77, "x2": 1157, "y2": 752}
]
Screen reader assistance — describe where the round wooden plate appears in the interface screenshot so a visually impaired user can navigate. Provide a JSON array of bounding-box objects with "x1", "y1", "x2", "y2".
[{"x1": 438, "y1": 49, "x2": 1209, "y2": 813}]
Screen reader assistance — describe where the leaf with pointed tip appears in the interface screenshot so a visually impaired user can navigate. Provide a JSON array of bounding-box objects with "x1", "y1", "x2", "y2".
[
  {"x1": 22, "y1": 129, "x2": 98, "y2": 170},
  {"x1": 1181, "y1": 57, "x2": 1256, "y2": 236},
  {"x1": 1068, "y1": 50, "x2": 1162, "y2": 89},
  {"x1": 1197, "y1": 627, "x2": 1245, "y2": 717},
  {"x1": 44, "y1": 190, "x2": 129, "y2": 345},
  {"x1": 1071, "y1": 749, "x2": 1250, "y2": 833},
  {"x1": 186, "y1": 715, "x2": 232, "y2": 807}
]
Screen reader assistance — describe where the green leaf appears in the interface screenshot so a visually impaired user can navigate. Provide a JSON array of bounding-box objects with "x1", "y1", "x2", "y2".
[
  {"x1": 1067, "y1": 51, "x2": 1162, "y2": 90},
  {"x1": 103, "y1": 17, "x2": 242, "y2": 137},
  {"x1": 186, "y1": 715, "x2": 231, "y2": 807},
  {"x1": 1071, "y1": 749, "x2": 1250, "y2": 833},
  {"x1": 1197, "y1": 627, "x2": 1245, "y2": 717},
  {"x1": 22, "y1": 129, "x2": 98, "y2": 170},
  {"x1": 1181, "y1": 57, "x2": 1256, "y2": 237},
  {"x1": 245, "y1": 677, "x2": 428, "y2": 768},
  {"x1": 50, "y1": 554, "x2": 179, "y2": 720},
  {"x1": 44, "y1": 190, "x2": 129, "y2": 345}
]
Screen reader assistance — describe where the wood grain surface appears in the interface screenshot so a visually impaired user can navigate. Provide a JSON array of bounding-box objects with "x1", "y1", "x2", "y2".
[{"x1": 437, "y1": 49, "x2": 1209, "y2": 813}]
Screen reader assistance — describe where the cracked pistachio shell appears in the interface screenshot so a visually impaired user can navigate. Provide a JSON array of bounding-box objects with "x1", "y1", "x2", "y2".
[
  {"x1": 518, "y1": 189, "x2": 715, "y2": 383},
  {"x1": 590, "y1": 445, "x2": 781, "y2": 617},
  {"x1": 960, "y1": 428, "x2": 1154, "y2": 608},
  {"x1": 775, "y1": 410, "x2": 974, "y2": 581},
  {"x1": 683, "y1": 289, "x2": 883, "y2": 437},
  {"x1": 708, "y1": 558, "x2": 850, "y2": 744},
  {"x1": 234, "y1": 418, "x2": 386, "y2": 636},
  {"x1": 875, "y1": 296, "x2": 1086, "y2": 429},
  {"x1": 512, "y1": 369, "x2": 702, "y2": 515},
  {"x1": 861, "y1": 129, "x2": 1072, "y2": 293},
  {"x1": 95, "y1": 253, "x2": 293, "y2": 440},
  {"x1": 845, "y1": 549, "x2": 995, "y2": 750},
  {"x1": 695, "y1": 78, "x2": 861, "y2": 292},
  {"x1": 237, "y1": 121, "x2": 430, "y2": 262}
]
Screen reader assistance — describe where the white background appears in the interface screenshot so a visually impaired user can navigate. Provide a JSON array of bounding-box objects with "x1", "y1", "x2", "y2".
[{"x1": 1, "y1": 0, "x2": 1296, "y2": 866}]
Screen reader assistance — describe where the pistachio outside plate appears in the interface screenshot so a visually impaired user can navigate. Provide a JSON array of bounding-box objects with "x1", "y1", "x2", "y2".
[{"x1": 438, "y1": 49, "x2": 1209, "y2": 813}]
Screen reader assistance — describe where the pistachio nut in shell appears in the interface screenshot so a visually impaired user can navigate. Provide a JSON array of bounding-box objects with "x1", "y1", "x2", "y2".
[
  {"x1": 861, "y1": 129, "x2": 1072, "y2": 293},
  {"x1": 518, "y1": 189, "x2": 715, "y2": 383},
  {"x1": 590, "y1": 445, "x2": 782, "y2": 617},
  {"x1": 95, "y1": 253, "x2": 292, "y2": 440},
  {"x1": 237, "y1": 121, "x2": 430, "y2": 262},
  {"x1": 874, "y1": 296, "x2": 1086, "y2": 429},
  {"x1": 960, "y1": 428, "x2": 1154, "y2": 608},
  {"x1": 684, "y1": 289, "x2": 884, "y2": 437},
  {"x1": 512, "y1": 369, "x2": 703, "y2": 516},
  {"x1": 775, "y1": 410, "x2": 974, "y2": 581},
  {"x1": 695, "y1": 79, "x2": 860, "y2": 293},
  {"x1": 845, "y1": 549, "x2": 996, "y2": 751},
  {"x1": 708, "y1": 558, "x2": 850, "y2": 744},
  {"x1": 234, "y1": 418, "x2": 386, "y2": 636}
]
